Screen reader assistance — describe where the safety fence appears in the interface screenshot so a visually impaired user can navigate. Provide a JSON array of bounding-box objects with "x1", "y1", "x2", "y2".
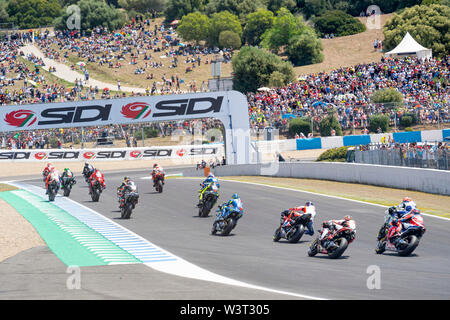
[{"x1": 354, "y1": 146, "x2": 449, "y2": 170}]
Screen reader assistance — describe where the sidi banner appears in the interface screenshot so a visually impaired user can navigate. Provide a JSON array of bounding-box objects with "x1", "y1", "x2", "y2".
[
  {"x1": 0, "y1": 145, "x2": 224, "y2": 162},
  {"x1": 0, "y1": 94, "x2": 225, "y2": 132}
]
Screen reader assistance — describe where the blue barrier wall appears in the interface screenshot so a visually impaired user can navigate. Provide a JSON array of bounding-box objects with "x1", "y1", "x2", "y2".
[
  {"x1": 343, "y1": 135, "x2": 371, "y2": 146},
  {"x1": 296, "y1": 138, "x2": 322, "y2": 150},
  {"x1": 296, "y1": 129, "x2": 446, "y2": 150},
  {"x1": 392, "y1": 131, "x2": 422, "y2": 144}
]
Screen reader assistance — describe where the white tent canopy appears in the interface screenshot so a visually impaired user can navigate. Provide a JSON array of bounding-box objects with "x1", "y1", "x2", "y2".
[{"x1": 385, "y1": 32, "x2": 432, "y2": 60}]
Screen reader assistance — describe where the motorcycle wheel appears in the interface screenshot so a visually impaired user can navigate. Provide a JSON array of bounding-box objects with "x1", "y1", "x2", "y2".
[
  {"x1": 287, "y1": 225, "x2": 305, "y2": 243},
  {"x1": 48, "y1": 189, "x2": 56, "y2": 202},
  {"x1": 91, "y1": 187, "x2": 100, "y2": 202},
  {"x1": 397, "y1": 235, "x2": 419, "y2": 257},
  {"x1": 307, "y1": 239, "x2": 319, "y2": 257},
  {"x1": 273, "y1": 227, "x2": 282, "y2": 242},
  {"x1": 63, "y1": 187, "x2": 71, "y2": 197},
  {"x1": 221, "y1": 219, "x2": 235, "y2": 236},
  {"x1": 375, "y1": 241, "x2": 386, "y2": 254},
  {"x1": 123, "y1": 202, "x2": 133, "y2": 219},
  {"x1": 211, "y1": 221, "x2": 218, "y2": 235},
  {"x1": 327, "y1": 237, "x2": 348, "y2": 259},
  {"x1": 201, "y1": 197, "x2": 213, "y2": 217},
  {"x1": 157, "y1": 180, "x2": 163, "y2": 193}
]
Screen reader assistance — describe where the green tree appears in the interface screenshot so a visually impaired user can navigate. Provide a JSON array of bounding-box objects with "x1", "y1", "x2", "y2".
[
  {"x1": 243, "y1": 8, "x2": 274, "y2": 46},
  {"x1": 218, "y1": 30, "x2": 241, "y2": 49},
  {"x1": 55, "y1": 0, "x2": 125, "y2": 31},
  {"x1": 370, "y1": 88, "x2": 403, "y2": 104},
  {"x1": 232, "y1": 46, "x2": 294, "y2": 93},
  {"x1": 319, "y1": 113, "x2": 343, "y2": 136},
  {"x1": 313, "y1": 10, "x2": 366, "y2": 37},
  {"x1": 368, "y1": 114, "x2": 389, "y2": 133},
  {"x1": 117, "y1": 0, "x2": 166, "y2": 13},
  {"x1": 383, "y1": 4, "x2": 450, "y2": 58},
  {"x1": 267, "y1": 0, "x2": 296, "y2": 12},
  {"x1": 177, "y1": 11, "x2": 210, "y2": 44},
  {"x1": 260, "y1": 7, "x2": 304, "y2": 52},
  {"x1": 6, "y1": 0, "x2": 62, "y2": 29},
  {"x1": 205, "y1": 0, "x2": 266, "y2": 19},
  {"x1": 288, "y1": 117, "x2": 311, "y2": 137},
  {"x1": 164, "y1": 0, "x2": 207, "y2": 22},
  {"x1": 286, "y1": 28, "x2": 324, "y2": 66},
  {"x1": 207, "y1": 10, "x2": 242, "y2": 47}
]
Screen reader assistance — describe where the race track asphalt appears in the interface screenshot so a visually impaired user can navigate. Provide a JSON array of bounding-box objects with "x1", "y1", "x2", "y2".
[{"x1": 14, "y1": 168, "x2": 450, "y2": 300}]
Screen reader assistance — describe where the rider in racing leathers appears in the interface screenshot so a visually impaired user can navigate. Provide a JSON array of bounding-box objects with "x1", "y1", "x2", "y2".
[
  {"x1": 197, "y1": 173, "x2": 220, "y2": 207},
  {"x1": 88, "y1": 168, "x2": 105, "y2": 194},
  {"x1": 215, "y1": 193, "x2": 244, "y2": 230},
  {"x1": 386, "y1": 198, "x2": 417, "y2": 246},
  {"x1": 117, "y1": 176, "x2": 137, "y2": 208},
  {"x1": 151, "y1": 164, "x2": 165, "y2": 187},
  {"x1": 43, "y1": 163, "x2": 55, "y2": 182},
  {"x1": 45, "y1": 168, "x2": 61, "y2": 194},
  {"x1": 319, "y1": 215, "x2": 355, "y2": 249},
  {"x1": 83, "y1": 162, "x2": 95, "y2": 181},
  {"x1": 281, "y1": 201, "x2": 316, "y2": 236}
]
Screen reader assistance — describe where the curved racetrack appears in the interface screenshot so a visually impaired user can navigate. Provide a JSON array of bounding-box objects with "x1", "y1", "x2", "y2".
[{"x1": 20, "y1": 168, "x2": 450, "y2": 300}]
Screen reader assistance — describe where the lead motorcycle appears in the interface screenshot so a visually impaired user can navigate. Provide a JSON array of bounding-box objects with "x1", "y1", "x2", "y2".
[
  {"x1": 308, "y1": 220, "x2": 356, "y2": 259},
  {"x1": 120, "y1": 185, "x2": 139, "y2": 219},
  {"x1": 273, "y1": 212, "x2": 312, "y2": 243},
  {"x1": 153, "y1": 171, "x2": 165, "y2": 193},
  {"x1": 198, "y1": 182, "x2": 219, "y2": 217},
  {"x1": 375, "y1": 208, "x2": 425, "y2": 256},
  {"x1": 211, "y1": 205, "x2": 242, "y2": 236}
]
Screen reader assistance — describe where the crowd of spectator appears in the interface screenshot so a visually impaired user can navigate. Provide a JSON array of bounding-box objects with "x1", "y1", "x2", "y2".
[
  {"x1": 355, "y1": 141, "x2": 449, "y2": 170},
  {"x1": 247, "y1": 55, "x2": 449, "y2": 134}
]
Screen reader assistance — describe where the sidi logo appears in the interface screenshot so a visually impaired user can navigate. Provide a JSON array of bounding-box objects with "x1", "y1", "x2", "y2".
[
  {"x1": 130, "y1": 150, "x2": 143, "y2": 159},
  {"x1": 4, "y1": 110, "x2": 37, "y2": 128},
  {"x1": 153, "y1": 96, "x2": 223, "y2": 118},
  {"x1": 121, "y1": 102, "x2": 152, "y2": 120},
  {"x1": 34, "y1": 152, "x2": 48, "y2": 160},
  {"x1": 176, "y1": 149, "x2": 186, "y2": 157},
  {"x1": 38, "y1": 104, "x2": 112, "y2": 125},
  {"x1": 83, "y1": 151, "x2": 96, "y2": 160}
]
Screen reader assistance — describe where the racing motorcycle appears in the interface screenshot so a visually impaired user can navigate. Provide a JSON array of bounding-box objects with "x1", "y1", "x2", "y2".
[
  {"x1": 120, "y1": 185, "x2": 139, "y2": 219},
  {"x1": 198, "y1": 182, "x2": 219, "y2": 217},
  {"x1": 88, "y1": 171, "x2": 106, "y2": 202},
  {"x1": 47, "y1": 176, "x2": 59, "y2": 202},
  {"x1": 61, "y1": 174, "x2": 76, "y2": 197},
  {"x1": 211, "y1": 205, "x2": 241, "y2": 236},
  {"x1": 308, "y1": 220, "x2": 356, "y2": 259},
  {"x1": 153, "y1": 171, "x2": 165, "y2": 193},
  {"x1": 273, "y1": 212, "x2": 312, "y2": 243},
  {"x1": 375, "y1": 208, "x2": 425, "y2": 256}
]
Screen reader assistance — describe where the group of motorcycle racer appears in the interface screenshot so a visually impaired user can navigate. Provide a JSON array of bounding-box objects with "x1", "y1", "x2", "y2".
[{"x1": 41, "y1": 162, "x2": 423, "y2": 254}]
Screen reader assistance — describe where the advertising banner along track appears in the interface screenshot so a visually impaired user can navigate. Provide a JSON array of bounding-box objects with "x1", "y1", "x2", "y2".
[
  {"x1": 0, "y1": 91, "x2": 252, "y2": 164},
  {"x1": 0, "y1": 144, "x2": 224, "y2": 162}
]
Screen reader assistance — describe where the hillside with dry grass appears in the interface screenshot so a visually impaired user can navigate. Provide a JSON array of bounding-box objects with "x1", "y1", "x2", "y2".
[{"x1": 294, "y1": 14, "x2": 392, "y2": 76}]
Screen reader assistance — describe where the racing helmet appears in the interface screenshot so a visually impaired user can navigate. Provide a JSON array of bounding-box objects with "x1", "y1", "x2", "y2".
[
  {"x1": 153, "y1": 163, "x2": 158, "y2": 168},
  {"x1": 344, "y1": 215, "x2": 352, "y2": 221},
  {"x1": 305, "y1": 201, "x2": 314, "y2": 207},
  {"x1": 403, "y1": 201, "x2": 416, "y2": 214},
  {"x1": 123, "y1": 176, "x2": 130, "y2": 183},
  {"x1": 64, "y1": 168, "x2": 70, "y2": 172},
  {"x1": 231, "y1": 193, "x2": 239, "y2": 200},
  {"x1": 402, "y1": 197, "x2": 413, "y2": 203}
]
